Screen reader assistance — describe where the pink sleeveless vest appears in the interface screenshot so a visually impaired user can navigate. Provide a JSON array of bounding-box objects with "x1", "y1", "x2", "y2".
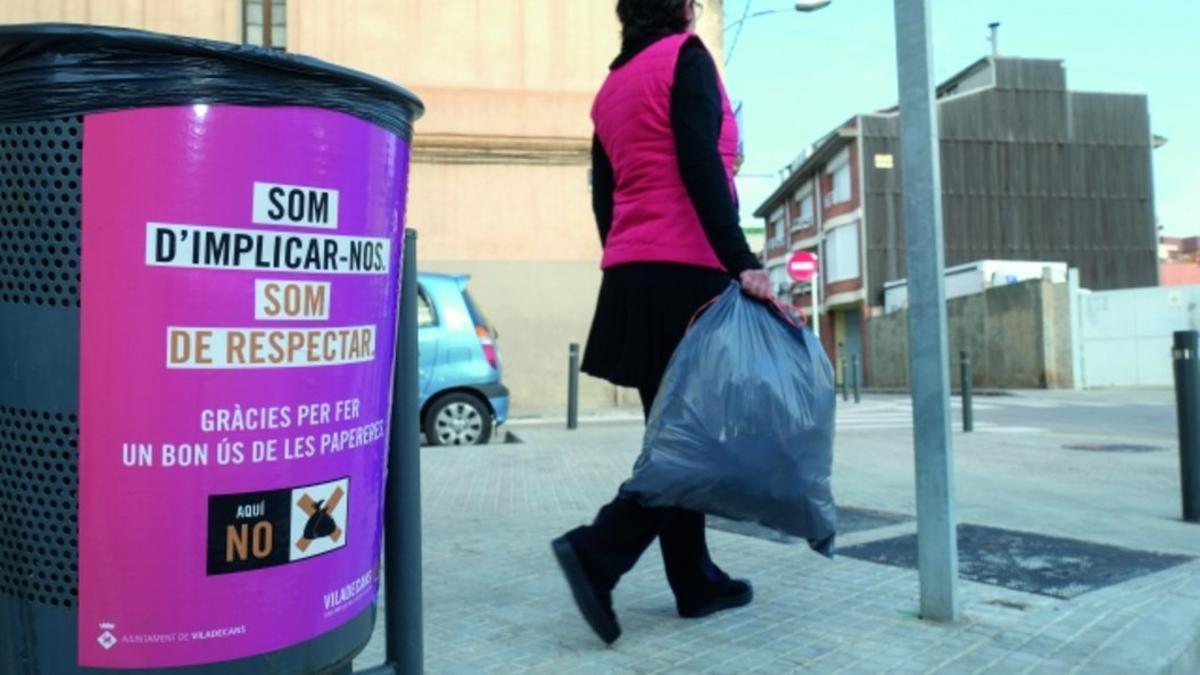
[{"x1": 592, "y1": 33, "x2": 740, "y2": 271}]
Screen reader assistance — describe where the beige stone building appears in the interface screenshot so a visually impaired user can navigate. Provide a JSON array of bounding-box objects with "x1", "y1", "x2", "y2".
[{"x1": 2, "y1": 0, "x2": 727, "y2": 413}]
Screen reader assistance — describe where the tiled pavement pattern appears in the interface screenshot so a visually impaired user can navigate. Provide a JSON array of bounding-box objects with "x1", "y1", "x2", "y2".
[{"x1": 354, "y1": 423, "x2": 1200, "y2": 674}]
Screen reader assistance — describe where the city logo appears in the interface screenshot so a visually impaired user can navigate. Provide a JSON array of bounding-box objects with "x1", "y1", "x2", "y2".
[{"x1": 97, "y1": 623, "x2": 117, "y2": 651}]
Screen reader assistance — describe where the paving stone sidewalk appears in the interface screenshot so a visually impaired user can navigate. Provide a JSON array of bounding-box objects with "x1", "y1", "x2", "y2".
[{"x1": 354, "y1": 415, "x2": 1200, "y2": 674}]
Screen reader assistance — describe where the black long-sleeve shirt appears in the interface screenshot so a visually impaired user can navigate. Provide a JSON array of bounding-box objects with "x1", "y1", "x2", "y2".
[{"x1": 592, "y1": 37, "x2": 762, "y2": 277}]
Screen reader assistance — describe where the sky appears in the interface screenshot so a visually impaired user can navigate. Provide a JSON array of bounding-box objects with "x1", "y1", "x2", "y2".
[{"x1": 722, "y1": 0, "x2": 1200, "y2": 237}]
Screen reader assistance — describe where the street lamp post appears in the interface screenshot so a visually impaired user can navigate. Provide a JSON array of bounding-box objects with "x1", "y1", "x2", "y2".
[
  {"x1": 726, "y1": 0, "x2": 959, "y2": 627},
  {"x1": 893, "y1": 0, "x2": 960, "y2": 623}
]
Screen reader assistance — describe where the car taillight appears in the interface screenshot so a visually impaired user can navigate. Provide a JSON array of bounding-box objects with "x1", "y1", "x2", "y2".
[{"x1": 476, "y1": 325, "x2": 498, "y2": 370}]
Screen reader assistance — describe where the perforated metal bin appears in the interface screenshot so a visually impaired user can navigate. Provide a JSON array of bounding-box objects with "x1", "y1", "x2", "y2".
[{"x1": 0, "y1": 24, "x2": 422, "y2": 675}]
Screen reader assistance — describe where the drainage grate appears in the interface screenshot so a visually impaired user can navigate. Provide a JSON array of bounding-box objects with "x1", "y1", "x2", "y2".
[
  {"x1": 0, "y1": 405, "x2": 79, "y2": 607},
  {"x1": 838, "y1": 507, "x2": 913, "y2": 534},
  {"x1": 0, "y1": 116, "x2": 84, "y2": 308},
  {"x1": 1063, "y1": 443, "x2": 1165, "y2": 453},
  {"x1": 708, "y1": 506, "x2": 912, "y2": 544},
  {"x1": 841, "y1": 524, "x2": 1192, "y2": 599},
  {"x1": 984, "y1": 598, "x2": 1032, "y2": 611},
  {"x1": 707, "y1": 517, "x2": 796, "y2": 544}
]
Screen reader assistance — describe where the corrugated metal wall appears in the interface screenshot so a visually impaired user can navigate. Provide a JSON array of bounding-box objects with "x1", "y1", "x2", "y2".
[
  {"x1": 994, "y1": 58, "x2": 1067, "y2": 91},
  {"x1": 862, "y1": 60, "x2": 1158, "y2": 305}
]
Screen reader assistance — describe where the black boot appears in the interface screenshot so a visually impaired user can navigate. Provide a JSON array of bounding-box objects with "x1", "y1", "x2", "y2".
[
  {"x1": 552, "y1": 536, "x2": 621, "y2": 645},
  {"x1": 677, "y1": 578, "x2": 754, "y2": 619}
]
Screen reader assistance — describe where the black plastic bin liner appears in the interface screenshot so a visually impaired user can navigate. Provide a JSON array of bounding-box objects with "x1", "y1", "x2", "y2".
[{"x1": 0, "y1": 23, "x2": 423, "y2": 136}]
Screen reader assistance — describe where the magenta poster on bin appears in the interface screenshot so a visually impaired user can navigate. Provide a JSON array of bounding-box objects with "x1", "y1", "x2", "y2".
[{"x1": 77, "y1": 104, "x2": 409, "y2": 668}]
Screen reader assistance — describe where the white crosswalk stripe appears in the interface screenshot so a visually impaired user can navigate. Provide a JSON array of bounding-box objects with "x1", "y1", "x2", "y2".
[
  {"x1": 833, "y1": 395, "x2": 1167, "y2": 433},
  {"x1": 879, "y1": 397, "x2": 1169, "y2": 411},
  {"x1": 835, "y1": 401, "x2": 1044, "y2": 433}
]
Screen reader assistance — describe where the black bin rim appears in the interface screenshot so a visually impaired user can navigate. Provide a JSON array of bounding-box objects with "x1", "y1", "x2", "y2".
[{"x1": 0, "y1": 22, "x2": 424, "y2": 139}]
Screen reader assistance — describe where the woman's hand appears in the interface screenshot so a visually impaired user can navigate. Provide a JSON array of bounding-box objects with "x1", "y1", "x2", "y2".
[{"x1": 739, "y1": 269, "x2": 774, "y2": 300}]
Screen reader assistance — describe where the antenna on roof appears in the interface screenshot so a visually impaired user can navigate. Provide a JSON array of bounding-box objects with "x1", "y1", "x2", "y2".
[{"x1": 987, "y1": 22, "x2": 1001, "y2": 58}]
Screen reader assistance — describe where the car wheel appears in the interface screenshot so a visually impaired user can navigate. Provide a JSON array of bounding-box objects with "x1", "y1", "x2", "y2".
[{"x1": 424, "y1": 393, "x2": 493, "y2": 446}]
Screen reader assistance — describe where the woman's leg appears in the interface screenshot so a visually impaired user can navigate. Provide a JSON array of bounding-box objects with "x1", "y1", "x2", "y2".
[
  {"x1": 564, "y1": 494, "x2": 670, "y2": 593},
  {"x1": 563, "y1": 385, "x2": 671, "y2": 591},
  {"x1": 635, "y1": 382, "x2": 729, "y2": 603}
]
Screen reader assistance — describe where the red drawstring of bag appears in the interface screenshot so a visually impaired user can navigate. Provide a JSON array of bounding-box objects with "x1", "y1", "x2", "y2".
[{"x1": 686, "y1": 286, "x2": 808, "y2": 333}]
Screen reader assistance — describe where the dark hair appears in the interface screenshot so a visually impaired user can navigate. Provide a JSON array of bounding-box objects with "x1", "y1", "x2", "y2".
[{"x1": 616, "y1": 0, "x2": 691, "y2": 44}]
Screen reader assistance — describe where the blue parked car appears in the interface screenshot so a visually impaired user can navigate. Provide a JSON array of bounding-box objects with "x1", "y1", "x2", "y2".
[{"x1": 418, "y1": 273, "x2": 509, "y2": 445}]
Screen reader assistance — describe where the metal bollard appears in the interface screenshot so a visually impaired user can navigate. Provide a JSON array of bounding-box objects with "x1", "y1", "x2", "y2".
[
  {"x1": 841, "y1": 359, "x2": 849, "y2": 402},
  {"x1": 960, "y1": 351, "x2": 973, "y2": 433},
  {"x1": 567, "y1": 343, "x2": 580, "y2": 430},
  {"x1": 1173, "y1": 331, "x2": 1200, "y2": 523},
  {"x1": 851, "y1": 354, "x2": 861, "y2": 404}
]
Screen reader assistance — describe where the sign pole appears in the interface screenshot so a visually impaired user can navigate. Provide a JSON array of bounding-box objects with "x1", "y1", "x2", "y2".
[
  {"x1": 894, "y1": 0, "x2": 959, "y2": 622},
  {"x1": 813, "y1": 270, "x2": 821, "y2": 338},
  {"x1": 787, "y1": 250, "x2": 821, "y2": 336}
]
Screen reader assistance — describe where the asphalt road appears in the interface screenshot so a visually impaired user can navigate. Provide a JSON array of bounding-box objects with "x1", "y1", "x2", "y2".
[{"x1": 857, "y1": 389, "x2": 1179, "y2": 443}]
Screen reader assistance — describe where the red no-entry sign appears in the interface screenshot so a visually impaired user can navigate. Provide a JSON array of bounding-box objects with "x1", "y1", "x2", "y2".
[{"x1": 788, "y1": 250, "x2": 819, "y2": 282}]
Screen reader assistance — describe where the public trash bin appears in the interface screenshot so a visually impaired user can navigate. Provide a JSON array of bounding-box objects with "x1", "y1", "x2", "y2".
[{"x1": 0, "y1": 24, "x2": 423, "y2": 674}]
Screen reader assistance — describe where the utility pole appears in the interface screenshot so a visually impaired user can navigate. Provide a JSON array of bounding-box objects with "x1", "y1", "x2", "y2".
[{"x1": 893, "y1": 0, "x2": 960, "y2": 623}]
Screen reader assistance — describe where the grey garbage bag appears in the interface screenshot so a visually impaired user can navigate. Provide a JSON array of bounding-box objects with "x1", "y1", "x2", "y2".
[{"x1": 621, "y1": 283, "x2": 837, "y2": 556}]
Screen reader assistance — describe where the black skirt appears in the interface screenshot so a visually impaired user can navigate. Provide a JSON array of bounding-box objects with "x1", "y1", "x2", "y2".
[{"x1": 582, "y1": 262, "x2": 733, "y2": 389}]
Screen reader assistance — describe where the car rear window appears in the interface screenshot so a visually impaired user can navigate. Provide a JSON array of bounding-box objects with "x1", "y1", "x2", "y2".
[
  {"x1": 417, "y1": 287, "x2": 436, "y2": 327},
  {"x1": 462, "y1": 289, "x2": 490, "y2": 330}
]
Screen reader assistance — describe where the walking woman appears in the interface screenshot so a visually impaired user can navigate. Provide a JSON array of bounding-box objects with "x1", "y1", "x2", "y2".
[{"x1": 552, "y1": 0, "x2": 774, "y2": 645}]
